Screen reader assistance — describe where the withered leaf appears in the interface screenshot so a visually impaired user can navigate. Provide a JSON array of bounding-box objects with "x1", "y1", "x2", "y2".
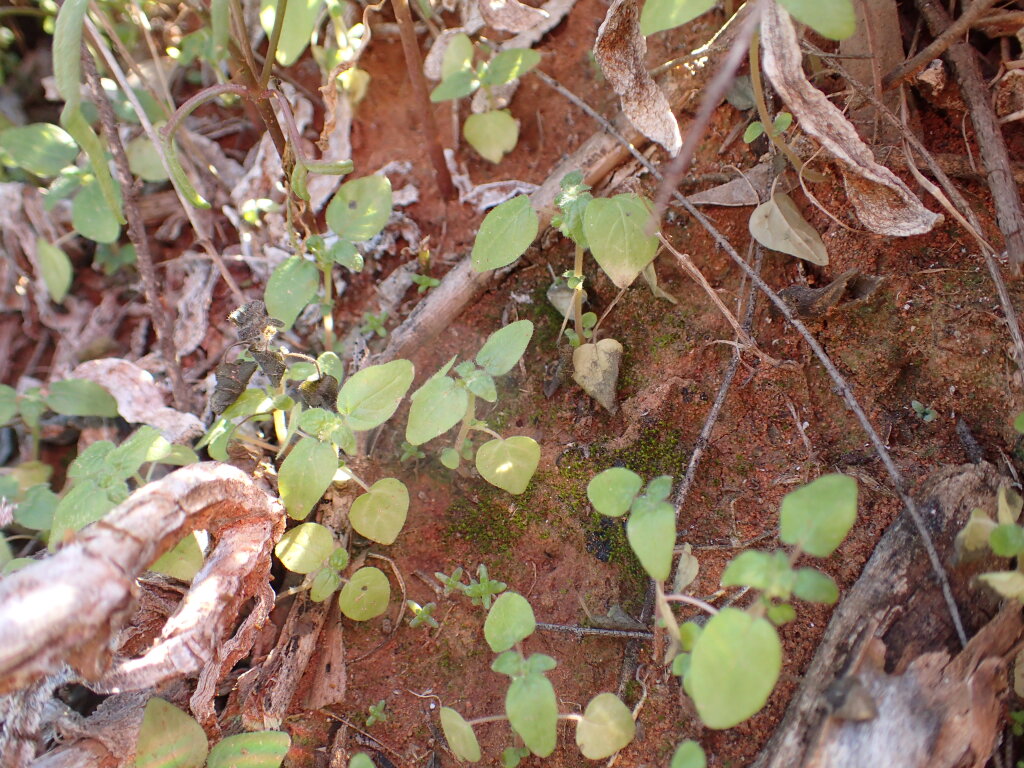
[
  {"x1": 594, "y1": 0, "x2": 682, "y2": 156},
  {"x1": 229, "y1": 300, "x2": 284, "y2": 351},
  {"x1": 478, "y1": 0, "x2": 548, "y2": 32},
  {"x1": 211, "y1": 360, "x2": 258, "y2": 415}
]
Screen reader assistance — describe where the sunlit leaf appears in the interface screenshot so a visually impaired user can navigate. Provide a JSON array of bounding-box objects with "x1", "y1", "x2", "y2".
[
  {"x1": 440, "y1": 708, "x2": 481, "y2": 763},
  {"x1": 582, "y1": 195, "x2": 659, "y2": 289},
  {"x1": 484, "y1": 592, "x2": 536, "y2": 652},
  {"x1": 0, "y1": 123, "x2": 78, "y2": 177},
  {"x1": 671, "y1": 740, "x2": 707, "y2": 768},
  {"x1": 338, "y1": 566, "x2": 391, "y2": 620},
  {"x1": 259, "y1": 0, "x2": 327, "y2": 65},
  {"x1": 639, "y1": 0, "x2": 716, "y2": 35},
  {"x1": 45, "y1": 379, "x2": 119, "y2": 418},
  {"x1": 349, "y1": 477, "x2": 409, "y2": 545},
  {"x1": 206, "y1": 731, "x2": 290, "y2": 768},
  {"x1": 475, "y1": 436, "x2": 540, "y2": 495},
  {"x1": 476, "y1": 320, "x2": 534, "y2": 376},
  {"x1": 406, "y1": 367, "x2": 468, "y2": 446},
  {"x1": 36, "y1": 238, "x2": 73, "y2": 304},
  {"x1": 587, "y1": 467, "x2": 643, "y2": 517},
  {"x1": 471, "y1": 194, "x2": 538, "y2": 272},
  {"x1": 481, "y1": 49, "x2": 541, "y2": 87},
  {"x1": 150, "y1": 533, "x2": 204, "y2": 582},
  {"x1": 575, "y1": 693, "x2": 635, "y2": 759},
  {"x1": 279, "y1": 437, "x2": 338, "y2": 520},
  {"x1": 326, "y1": 175, "x2": 393, "y2": 242},
  {"x1": 776, "y1": 0, "x2": 856, "y2": 40},
  {"x1": 464, "y1": 109, "x2": 519, "y2": 164},
  {"x1": 135, "y1": 697, "x2": 208, "y2": 768},
  {"x1": 275, "y1": 522, "x2": 335, "y2": 573},
  {"x1": 264, "y1": 256, "x2": 319, "y2": 329},
  {"x1": 336, "y1": 359, "x2": 414, "y2": 431},
  {"x1": 779, "y1": 474, "x2": 857, "y2": 557}
]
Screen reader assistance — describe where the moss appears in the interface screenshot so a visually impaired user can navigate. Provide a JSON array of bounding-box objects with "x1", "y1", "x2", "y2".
[
  {"x1": 445, "y1": 482, "x2": 539, "y2": 555},
  {"x1": 610, "y1": 424, "x2": 688, "y2": 479}
]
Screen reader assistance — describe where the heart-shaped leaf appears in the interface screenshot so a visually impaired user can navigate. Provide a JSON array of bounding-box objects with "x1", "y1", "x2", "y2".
[
  {"x1": 464, "y1": 109, "x2": 519, "y2": 164},
  {"x1": 748, "y1": 193, "x2": 828, "y2": 266},
  {"x1": 484, "y1": 591, "x2": 536, "y2": 652},
  {"x1": 336, "y1": 359, "x2": 414, "y2": 431},
  {"x1": 588, "y1": 467, "x2": 643, "y2": 517},
  {"x1": 349, "y1": 477, "x2": 409, "y2": 545},
  {"x1": 135, "y1": 697, "x2": 208, "y2": 768},
  {"x1": 275, "y1": 522, "x2": 335, "y2": 573},
  {"x1": 338, "y1": 566, "x2": 391, "y2": 621},
  {"x1": 582, "y1": 195, "x2": 658, "y2": 288},
  {"x1": 575, "y1": 693, "x2": 635, "y2": 759},
  {"x1": 475, "y1": 436, "x2": 540, "y2": 495},
  {"x1": 572, "y1": 338, "x2": 623, "y2": 412}
]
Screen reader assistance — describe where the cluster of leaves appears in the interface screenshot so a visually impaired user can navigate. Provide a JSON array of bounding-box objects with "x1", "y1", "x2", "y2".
[
  {"x1": 641, "y1": 0, "x2": 856, "y2": 40},
  {"x1": 586, "y1": 469, "x2": 857, "y2": 756},
  {"x1": 428, "y1": 37, "x2": 541, "y2": 163},
  {"x1": 957, "y1": 483, "x2": 1024, "y2": 601},
  {"x1": 441, "y1": 591, "x2": 636, "y2": 763}
]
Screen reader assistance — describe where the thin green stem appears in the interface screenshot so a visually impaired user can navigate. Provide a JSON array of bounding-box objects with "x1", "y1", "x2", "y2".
[
  {"x1": 162, "y1": 83, "x2": 249, "y2": 144},
  {"x1": 572, "y1": 245, "x2": 585, "y2": 339},
  {"x1": 466, "y1": 714, "x2": 509, "y2": 726},
  {"x1": 261, "y1": 0, "x2": 289, "y2": 87},
  {"x1": 321, "y1": 264, "x2": 336, "y2": 350},
  {"x1": 453, "y1": 393, "x2": 477, "y2": 453}
]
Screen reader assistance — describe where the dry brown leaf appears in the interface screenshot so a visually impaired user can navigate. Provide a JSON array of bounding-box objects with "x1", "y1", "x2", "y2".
[
  {"x1": 573, "y1": 338, "x2": 623, "y2": 413},
  {"x1": 477, "y1": 0, "x2": 548, "y2": 32},
  {"x1": 70, "y1": 358, "x2": 203, "y2": 443},
  {"x1": 760, "y1": 3, "x2": 941, "y2": 236},
  {"x1": 594, "y1": 0, "x2": 682, "y2": 156},
  {"x1": 173, "y1": 259, "x2": 216, "y2": 357}
]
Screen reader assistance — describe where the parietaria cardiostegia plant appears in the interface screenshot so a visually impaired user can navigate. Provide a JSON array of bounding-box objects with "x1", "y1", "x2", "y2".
[
  {"x1": 439, "y1": 591, "x2": 637, "y2": 762},
  {"x1": 586, "y1": 469, "x2": 857, "y2": 734}
]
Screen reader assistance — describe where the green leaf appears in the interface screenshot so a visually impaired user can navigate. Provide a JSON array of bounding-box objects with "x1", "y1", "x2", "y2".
[
  {"x1": 72, "y1": 174, "x2": 122, "y2": 244},
  {"x1": 481, "y1": 49, "x2": 541, "y2": 87},
  {"x1": 317, "y1": 351, "x2": 345, "y2": 383},
  {"x1": 259, "y1": 0, "x2": 327, "y2": 65},
  {"x1": 552, "y1": 171, "x2": 593, "y2": 249},
  {"x1": 772, "y1": 112, "x2": 793, "y2": 134},
  {"x1": 311, "y1": 567, "x2": 342, "y2": 602},
  {"x1": 582, "y1": 195, "x2": 659, "y2": 289},
  {"x1": 475, "y1": 436, "x2": 540, "y2": 495},
  {"x1": 440, "y1": 708, "x2": 481, "y2": 763},
  {"x1": 126, "y1": 135, "x2": 169, "y2": 182},
  {"x1": 991, "y1": 524, "x2": 1024, "y2": 557},
  {"x1": 506, "y1": 673, "x2": 557, "y2": 757},
  {"x1": 36, "y1": 238, "x2": 73, "y2": 304},
  {"x1": 206, "y1": 731, "x2": 290, "y2": 768},
  {"x1": 348, "y1": 754, "x2": 376, "y2": 768},
  {"x1": 0, "y1": 123, "x2": 78, "y2": 177},
  {"x1": 406, "y1": 368, "x2": 469, "y2": 446},
  {"x1": 792, "y1": 568, "x2": 839, "y2": 604},
  {"x1": 442, "y1": 33, "x2": 474, "y2": 78},
  {"x1": 464, "y1": 110, "x2": 519, "y2": 164},
  {"x1": 997, "y1": 484, "x2": 1022, "y2": 525},
  {"x1": 587, "y1": 467, "x2": 643, "y2": 517},
  {"x1": 13, "y1": 484, "x2": 57, "y2": 531},
  {"x1": 476, "y1": 320, "x2": 534, "y2": 376},
  {"x1": 979, "y1": 570, "x2": 1024, "y2": 601},
  {"x1": 275, "y1": 522, "x2": 335, "y2": 573},
  {"x1": 349, "y1": 477, "x2": 409, "y2": 545},
  {"x1": 684, "y1": 607, "x2": 781, "y2": 729},
  {"x1": 50, "y1": 480, "x2": 117, "y2": 543},
  {"x1": 0, "y1": 384, "x2": 16, "y2": 424},
  {"x1": 766, "y1": 602, "x2": 797, "y2": 625},
  {"x1": 279, "y1": 437, "x2": 338, "y2": 519},
  {"x1": 1015, "y1": 411, "x2": 1024, "y2": 434},
  {"x1": 471, "y1": 195, "x2": 538, "y2": 272},
  {"x1": 459, "y1": 366, "x2": 497, "y2": 402},
  {"x1": 743, "y1": 121, "x2": 765, "y2": 143},
  {"x1": 779, "y1": 474, "x2": 857, "y2": 557},
  {"x1": 150, "y1": 533, "x2": 204, "y2": 582},
  {"x1": 720, "y1": 550, "x2": 794, "y2": 600},
  {"x1": 670, "y1": 741, "x2": 707, "y2": 768},
  {"x1": 326, "y1": 175, "x2": 393, "y2": 242},
  {"x1": 626, "y1": 497, "x2": 676, "y2": 581},
  {"x1": 440, "y1": 447, "x2": 460, "y2": 469},
  {"x1": 776, "y1": 0, "x2": 856, "y2": 40},
  {"x1": 265, "y1": 256, "x2": 320, "y2": 329},
  {"x1": 338, "y1": 566, "x2": 391, "y2": 620},
  {"x1": 639, "y1": 0, "x2": 716, "y2": 35},
  {"x1": 134, "y1": 697, "x2": 208, "y2": 768},
  {"x1": 748, "y1": 193, "x2": 828, "y2": 266},
  {"x1": 45, "y1": 379, "x2": 119, "y2": 418},
  {"x1": 484, "y1": 592, "x2": 536, "y2": 652},
  {"x1": 430, "y1": 70, "x2": 480, "y2": 102},
  {"x1": 575, "y1": 693, "x2": 635, "y2": 759},
  {"x1": 336, "y1": 359, "x2": 414, "y2": 431}
]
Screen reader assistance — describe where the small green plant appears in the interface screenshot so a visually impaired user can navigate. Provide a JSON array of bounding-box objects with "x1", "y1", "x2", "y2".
[
  {"x1": 911, "y1": 399, "x2": 938, "y2": 422},
  {"x1": 743, "y1": 111, "x2": 793, "y2": 144},
  {"x1": 428, "y1": 37, "x2": 540, "y2": 163},
  {"x1": 956, "y1": 482, "x2": 1024, "y2": 601},
  {"x1": 440, "y1": 592, "x2": 636, "y2": 762},
  {"x1": 407, "y1": 600, "x2": 440, "y2": 629},
  {"x1": 366, "y1": 699, "x2": 388, "y2": 727},
  {"x1": 405, "y1": 321, "x2": 540, "y2": 494},
  {"x1": 411, "y1": 273, "x2": 441, "y2": 293},
  {"x1": 435, "y1": 564, "x2": 508, "y2": 609},
  {"x1": 587, "y1": 470, "x2": 857, "y2": 734},
  {"x1": 360, "y1": 310, "x2": 389, "y2": 338}
]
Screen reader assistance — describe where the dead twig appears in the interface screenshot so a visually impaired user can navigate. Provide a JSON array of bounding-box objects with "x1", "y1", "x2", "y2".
[
  {"x1": 81, "y1": 49, "x2": 192, "y2": 411},
  {"x1": 535, "y1": 622, "x2": 654, "y2": 640}
]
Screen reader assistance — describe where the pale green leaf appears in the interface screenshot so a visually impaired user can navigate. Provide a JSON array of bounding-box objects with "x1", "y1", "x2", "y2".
[
  {"x1": 481, "y1": 49, "x2": 541, "y2": 87},
  {"x1": 279, "y1": 437, "x2": 338, "y2": 520},
  {"x1": 349, "y1": 477, "x2": 409, "y2": 545},
  {"x1": 0, "y1": 384, "x2": 16, "y2": 425},
  {"x1": 748, "y1": 193, "x2": 828, "y2": 266},
  {"x1": 206, "y1": 731, "x2": 290, "y2": 768},
  {"x1": 575, "y1": 693, "x2": 635, "y2": 760},
  {"x1": 326, "y1": 175, "x2": 393, "y2": 242},
  {"x1": 265, "y1": 256, "x2": 319, "y2": 329},
  {"x1": 72, "y1": 174, "x2": 122, "y2": 244},
  {"x1": 587, "y1": 467, "x2": 643, "y2": 517},
  {"x1": 626, "y1": 497, "x2": 675, "y2": 581},
  {"x1": 484, "y1": 591, "x2": 536, "y2": 652},
  {"x1": 979, "y1": 570, "x2": 1024, "y2": 601},
  {"x1": 275, "y1": 522, "x2": 335, "y2": 573},
  {"x1": 440, "y1": 708, "x2": 481, "y2": 763},
  {"x1": 134, "y1": 697, "x2": 208, "y2": 768},
  {"x1": 506, "y1": 673, "x2": 557, "y2": 757},
  {"x1": 792, "y1": 567, "x2": 839, "y2": 604},
  {"x1": 430, "y1": 70, "x2": 480, "y2": 102},
  {"x1": 406, "y1": 370, "x2": 468, "y2": 446},
  {"x1": 260, "y1": 0, "x2": 327, "y2": 65},
  {"x1": 338, "y1": 566, "x2": 391, "y2": 620},
  {"x1": 471, "y1": 195, "x2": 538, "y2": 272},
  {"x1": 441, "y1": 33, "x2": 474, "y2": 78},
  {"x1": 150, "y1": 533, "x2": 204, "y2": 582},
  {"x1": 671, "y1": 741, "x2": 707, "y2": 768},
  {"x1": 336, "y1": 359, "x2": 414, "y2": 431},
  {"x1": 465, "y1": 110, "x2": 519, "y2": 164},
  {"x1": 776, "y1": 0, "x2": 856, "y2": 40},
  {"x1": 779, "y1": 474, "x2": 857, "y2": 557},
  {"x1": 683, "y1": 608, "x2": 781, "y2": 729},
  {"x1": 475, "y1": 436, "x2": 540, "y2": 495},
  {"x1": 126, "y1": 135, "x2": 169, "y2": 182},
  {"x1": 36, "y1": 238, "x2": 73, "y2": 304},
  {"x1": 0, "y1": 123, "x2": 78, "y2": 177},
  {"x1": 582, "y1": 195, "x2": 659, "y2": 289},
  {"x1": 311, "y1": 567, "x2": 342, "y2": 602},
  {"x1": 45, "y1": 379, "x2": 119, "y2": 418},
  {"x1": 475, "y1": 320, "x2": 534, "y2": 376},
  {"x1": 639, "y1": 0, "x2": 716, "y2": 35}
]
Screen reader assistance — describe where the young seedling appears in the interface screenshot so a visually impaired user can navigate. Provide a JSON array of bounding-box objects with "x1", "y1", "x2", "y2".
[
  {"x1": 435, "y1": 564, "x2": 508, "y2": 609},
  {"x1": 366, "y1": 699, "x2": 388, "y2": 727}
]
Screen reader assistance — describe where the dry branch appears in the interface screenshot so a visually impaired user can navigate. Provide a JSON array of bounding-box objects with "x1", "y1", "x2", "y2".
[{"x1": 0, "y1": 463, "x2": 283, "y2": 699}]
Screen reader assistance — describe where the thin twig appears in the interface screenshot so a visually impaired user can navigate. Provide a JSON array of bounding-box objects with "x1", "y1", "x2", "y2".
[
  {"x1": 535, "y1": 622, "x2": 654, "y2": 640},
  {"x1": 81, "y1": 49, "x2": 192, "y2": 411},
  {"x1": 881, "y1": 0, "x2": 1001, "y2": 89}
]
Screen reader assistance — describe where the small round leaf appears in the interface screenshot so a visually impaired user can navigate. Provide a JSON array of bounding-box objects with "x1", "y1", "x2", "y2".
[
  {"x1": 587, "y1": 467, "x2": 643, "y2": 517},
  {"x1": 264, "y1": 256, "x2": 319, "y2": 329},
  {"x1": 338, "y1": 566, "x2": 391, "y2": 621},
  {"x1": 575, "y1": 693, "x2": 635, "y2": 759},
  {"x1": 207, "y1": 731, "x2": 290, "y2": 768},
  {"x1": 349, "y1": 477, "x2": 409, "y2": 545},
  {"x1": 671, "y1": 740, "x2": 707, "y2": 768},
  {"x1": 464, "y1": 109, "x2": 519, "y2": 164},
  {"x1": 135, "y1": 697, "x2": 208, "y2": 768},
  {"x1": 484, "y1": 591, "x2": 536, "y2": 652},
  {"x1": 440, "y1": 707, "x2": 481, "y2": 763},
  {"x1": 311, "y1": 567, "x2": 342, "y2": 602},
  {"x1": 326, "y1": 175, "x2": 393, "y2": 242},
  {"x1": 779, "y1": 474, "x2": 857, "y2": 557}
]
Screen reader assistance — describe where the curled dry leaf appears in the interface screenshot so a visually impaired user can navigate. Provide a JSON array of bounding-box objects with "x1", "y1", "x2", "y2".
[
  {"x1": 477, "y1": 0, "x2": 548, "y2": 32},
  {"x1": 594, "y1": 0, "x2": 682, "y2": 156},
  {"x1": 70, "y1": 358, "x2": 203, "y2": 443},
  {"x1": 749, "y1": 192, "x2": 829, "y2": 265},
  {"x1": 573, "y1": 338, "x2": 624, "y2": 413},
  {"x1": 173, "y1": 259, "x2": 216, "y2": 357},
  {"x1": 760, "y1": 3, "x2": 941, "y2": 236}
]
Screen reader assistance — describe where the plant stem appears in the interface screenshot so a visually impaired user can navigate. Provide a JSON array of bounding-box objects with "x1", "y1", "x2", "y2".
[
  {"x1": 466, "y1": 714, "x2": 510, "y2": 726},
  {"x1": 389, "y1": 0, "x2": 455, "y2": 201},
  {"x1": 453, "y1": 393, "x2": 477, "y2": 453},
  {"x1": 261, "y1": 0, "x2": 289, "y2": 87},
  {"x1": 662, "y1": 592, "x2": 719, "y2": 615},
  {"x1": 321, "y1": 265, "x2": 336, "y2": 351},
  {"x1": 572, "y1": 244, "x2": 585, "y2": 340}
]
